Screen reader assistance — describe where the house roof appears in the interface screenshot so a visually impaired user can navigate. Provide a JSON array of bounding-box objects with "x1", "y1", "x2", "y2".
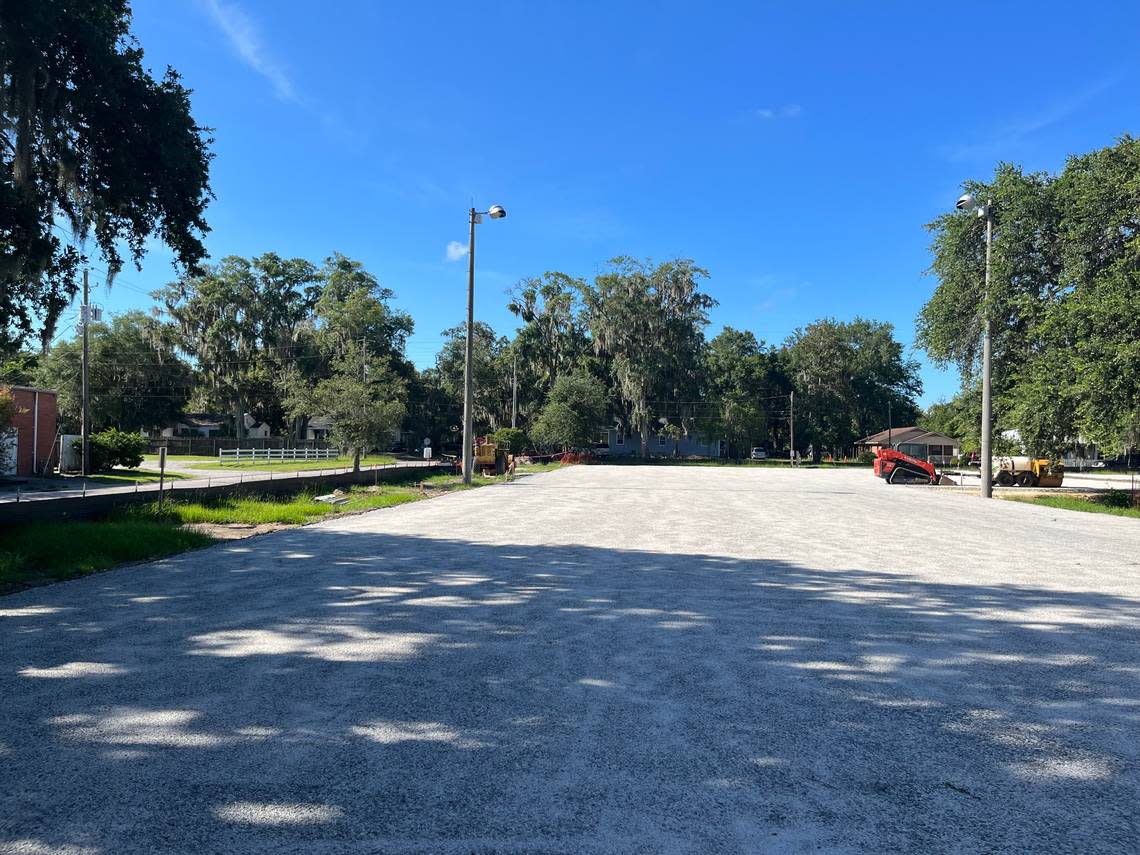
[
  {"x1": 308, "y1": 416, "x2": 334, "y2": 430},
  {"x1": 178, "y1": 413, "x2": 227, "y2": 428},
  {"x1": 855, "y1": 426, "x2": 959, "y2": 447}
]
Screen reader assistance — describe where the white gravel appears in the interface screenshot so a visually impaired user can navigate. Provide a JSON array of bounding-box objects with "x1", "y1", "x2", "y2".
[{"x1": 2, "y1": 465, "x2": 1139, "y2": 854}]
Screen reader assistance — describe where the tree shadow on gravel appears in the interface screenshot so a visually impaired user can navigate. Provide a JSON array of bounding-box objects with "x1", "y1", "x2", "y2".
[{"x1": 2, "y1": 530, "x2": 1139, "y2": 854}]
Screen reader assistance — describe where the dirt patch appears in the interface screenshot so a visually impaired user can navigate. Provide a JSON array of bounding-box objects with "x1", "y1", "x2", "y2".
[{"x1": 181, "y1": 522, "x2": 286, "y2": 540}]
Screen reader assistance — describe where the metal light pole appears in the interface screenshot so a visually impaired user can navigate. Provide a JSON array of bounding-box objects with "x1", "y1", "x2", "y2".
[
  {"x1": 81, "y1": 268, "x2": 91, "y2": 477},
  {"x1": 461, "y1": 204, "x2": 507, "y2": 485},
  {"x1": 956, "y1": 192, "x2": 994, "y2": 498},
  {"x1": 980, "y1": 200, "x2": 994, "y2": 499}
]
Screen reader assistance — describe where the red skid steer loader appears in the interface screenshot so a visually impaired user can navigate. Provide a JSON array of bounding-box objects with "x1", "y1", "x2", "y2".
[{"x1": 873, "y1": 447, "x2": 954, "y2": 485}]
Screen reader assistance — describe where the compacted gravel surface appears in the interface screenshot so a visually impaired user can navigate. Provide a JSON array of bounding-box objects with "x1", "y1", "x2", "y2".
[{"x1": 2, "y1": 465, "x2": 1139, "y2": 854}]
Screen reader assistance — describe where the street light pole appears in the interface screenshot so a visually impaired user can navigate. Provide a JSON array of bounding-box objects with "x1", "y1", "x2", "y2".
[
  {"x1": 81, "y1": 268, "x2": 91, "y2": 477},
  {"x1": 956, "y1": 192, "x2": 995, "y2": 499},
  {"x1": 462, "y1": 208, "x2": 477, "y2": 486},
  {"x1": 460, "y1": 204, "x2": 507, "y2": 486},
  {"x1": 980, "y1": 199, "x2": 994, "y2": 499}
]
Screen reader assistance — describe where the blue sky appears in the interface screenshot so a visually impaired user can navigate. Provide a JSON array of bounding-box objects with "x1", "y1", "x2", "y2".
[{"x1": 79, "y1": 1, "x2": 1139, "y2": 405}]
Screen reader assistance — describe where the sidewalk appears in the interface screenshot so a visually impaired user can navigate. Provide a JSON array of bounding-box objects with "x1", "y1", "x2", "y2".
[{"x1": 0, "y1": 460, "x2": 438, "y2": 505}]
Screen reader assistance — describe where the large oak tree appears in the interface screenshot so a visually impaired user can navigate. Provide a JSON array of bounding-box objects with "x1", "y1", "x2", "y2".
[{"x1": 1, "y1": 0, "x2": 212, "y2": 350}]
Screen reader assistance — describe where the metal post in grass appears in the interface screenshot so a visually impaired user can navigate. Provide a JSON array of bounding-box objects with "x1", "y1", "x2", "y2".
[
  {"x1": 158, "y1": 447, "x2": 167, "y2": 510},
  {"x1": 82, "y1": 479, "x2": 86, "y2": 498}
]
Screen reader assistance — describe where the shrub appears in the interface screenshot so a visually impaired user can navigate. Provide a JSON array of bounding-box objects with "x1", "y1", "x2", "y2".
[
  {"x1": 0, "y1": 386, "x2": 16, "y2": 429},
  {"x1": 75, "y1": 428, "x2": 148, "y2": 471},
  {"x1": 0, "y1": 386, "x2": 18, "y2": 473},
  {"x1": 857, "y1": 450, "x2": 876, "y2": 464},
  {"x1": 491, "y1": 427, "x2": 528, "y2": 455},
  {"x1": 1097, "y1": 489, "x2": 1135, "y2": 509}
]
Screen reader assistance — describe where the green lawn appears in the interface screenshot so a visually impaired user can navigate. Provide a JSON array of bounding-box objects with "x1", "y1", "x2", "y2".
[
  {"x1": 141, "y1": 454, "x2": 218, "y2": 464},
  {"x1": 1004, "y1": 493, "x2": 1140, "y2": 520},
  {"x1": 0, "y1": 521, "x2": 214, "y2": 591},
  {"x1": 0, "y1": 472, "x2": 492, "y2": 591},
  {"x1": 187, "y1": 454, "x2": 396, "y2": 471},
  {"x1": 79, "y1": 468, "x2": 190, "y2": 485}
]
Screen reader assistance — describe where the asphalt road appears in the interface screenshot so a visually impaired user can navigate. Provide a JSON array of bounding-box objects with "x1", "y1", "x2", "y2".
[{"x1": 2, "y1": 466, "x2": 1139, "y2": 854}]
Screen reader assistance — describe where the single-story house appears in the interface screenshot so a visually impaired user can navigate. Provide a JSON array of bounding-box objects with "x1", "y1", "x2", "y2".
[
  {"x1": 306, "y1": 416, "x2": 334, "y2": 442},
  {"x1": 605, "y1": 428, "x2": 723, "y2": 458},
  {"x1": 243, "y1": 414, "x2": 271, "y2": 439},
  {"x1": 1, "y1": 386, "x2": 58, "y2": 477},
  {"x1": 855, "y1": 426, "x2": 960, "y2": 465},
  {"x1": 151, "y1": 413, "x2": 227, "y2": 438},
  {"x1": 149, "y1": 412, "x2": 270, "y2": 439}
]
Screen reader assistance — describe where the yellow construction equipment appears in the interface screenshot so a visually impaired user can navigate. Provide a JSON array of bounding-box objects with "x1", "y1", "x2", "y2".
[
  {"x1": 993, "y1": 456, "x2": 1064, "y2": 488},
  {"x1": 474, "y1": 441, "x2": 510, "y2": 476}
]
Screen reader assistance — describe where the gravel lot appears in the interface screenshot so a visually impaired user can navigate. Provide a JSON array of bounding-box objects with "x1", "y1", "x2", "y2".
[{"x1": 2, "y1": 465, "x2": 1139, "y2": 854}]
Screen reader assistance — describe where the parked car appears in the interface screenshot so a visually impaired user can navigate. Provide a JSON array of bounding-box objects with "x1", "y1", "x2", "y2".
[
  {"x1": 750, "y1": 447, "x2": 768, "y2": 460},
  {"x1": 1102, "y1": 450, "x2": 1140, "y2": 471}
]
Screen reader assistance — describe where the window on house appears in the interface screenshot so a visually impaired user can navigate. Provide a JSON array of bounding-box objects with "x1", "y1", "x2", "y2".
[
  {"x1": 616, "y1": 434, "x2": 624, "y2": 446},
  {"x1": 658, "y1": 435, "x2": 667, "y2": 447}
]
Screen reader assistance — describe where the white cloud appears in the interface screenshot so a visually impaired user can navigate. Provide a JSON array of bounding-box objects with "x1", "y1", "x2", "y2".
[
  {"x1": 753, "y1": 104, "x2": 802, "y2": 120},
  {"x1": 939, "y1": 78, "x2": 1116, "y2": 162},
  {"x1": 201, "y1": 0, "x2": 296, "y2": 102},
  {"x1": 445, "y1": 241, "x2": 468, "y2": 262}
]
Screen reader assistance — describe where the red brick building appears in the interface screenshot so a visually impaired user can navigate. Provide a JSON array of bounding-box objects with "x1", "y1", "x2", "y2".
[{"x1": 3, "y1": 386, "x2": 59, "y2": 477}]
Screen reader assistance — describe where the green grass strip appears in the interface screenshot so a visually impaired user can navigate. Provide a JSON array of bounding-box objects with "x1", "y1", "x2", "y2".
[
  {"x1": 0, "y1": 473, "x2": 498, "y2": 592},
  {"x1": 1003, "y1": 494, "x2": 1140, "y2": 519},
  {"x1": 0, "y1": 521, "x2": 215, "y2": 590},
  {"x1": 189, "y1": 455, "x2": 395, "y2": 471}
]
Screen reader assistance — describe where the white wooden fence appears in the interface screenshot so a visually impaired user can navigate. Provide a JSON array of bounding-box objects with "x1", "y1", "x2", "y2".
[{"x1": 218, "y1": 447, "x2": 341, "y2": 463}]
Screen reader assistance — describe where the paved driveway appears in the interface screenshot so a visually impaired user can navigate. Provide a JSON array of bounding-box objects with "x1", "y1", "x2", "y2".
[{"x1": 2, "y1": 466, "x2": 1139, "y2": 854}]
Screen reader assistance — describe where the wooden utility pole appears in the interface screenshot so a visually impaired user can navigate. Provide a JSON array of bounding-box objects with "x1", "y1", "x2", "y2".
[
  {"x1": 789, "y1": 390, "x2": 795, "y2": 466},
  {"x1": 511, "y1": 350, "x2": 518, "y2": 429},
  {"x1": 81, "y1": 268, "x2": 91, "y2": 476}
]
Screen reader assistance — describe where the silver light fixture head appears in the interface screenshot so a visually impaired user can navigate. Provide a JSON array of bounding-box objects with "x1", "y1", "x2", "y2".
[{"x1": 488, "y1": 205, "x2": 507, "y2": 219}]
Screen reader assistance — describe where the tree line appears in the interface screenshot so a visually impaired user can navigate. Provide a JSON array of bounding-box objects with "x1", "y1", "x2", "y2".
[{"x1": 2, "y1": 253, "x2": 923, "y2": 463}]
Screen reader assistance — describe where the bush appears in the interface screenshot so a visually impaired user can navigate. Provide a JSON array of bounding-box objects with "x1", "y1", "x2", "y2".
[
  {"x1": 75, "y1": 428, "x2": 148, "y2": 471},
  {"x1": 857, "y1": 450, "x2": 876, "y2": 464},
  {"x1": 1097, "y1": 489, "x2": 1135, "y2": 509},
  {"x1": 491, "y1": 427, "x2": 528, "y2": 455}
]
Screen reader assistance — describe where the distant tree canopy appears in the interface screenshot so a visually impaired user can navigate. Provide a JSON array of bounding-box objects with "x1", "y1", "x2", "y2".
[
  {"x1": 35, "y1": 310, "x2": 192, "y2": 433},
  {"x1": 0, "y1": 0, "x2": 213, "y2": 351},
  {"x1": 579, "y1": 257, "x2": 715, "y2": 456},
  {"x1": 786, "y1": 318, "x2": 922, "y2": 460},
  {"x1": 919, "y1": 136, "x2": 1140, "y2": 456},
  {"x1": 530, "y1": 372, "x2": 608, "y2": 450},
  {"x1": 14, "y1": 249, "x2": 926, "y2": 460}
]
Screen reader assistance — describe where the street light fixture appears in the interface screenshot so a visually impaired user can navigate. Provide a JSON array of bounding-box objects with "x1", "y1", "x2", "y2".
[
  {"x1": 462, "y1": 204, "x2": 507, "y2": 485},
  {"x1": 956, "y1": 191, "x2": 994, "y2": 499}
]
